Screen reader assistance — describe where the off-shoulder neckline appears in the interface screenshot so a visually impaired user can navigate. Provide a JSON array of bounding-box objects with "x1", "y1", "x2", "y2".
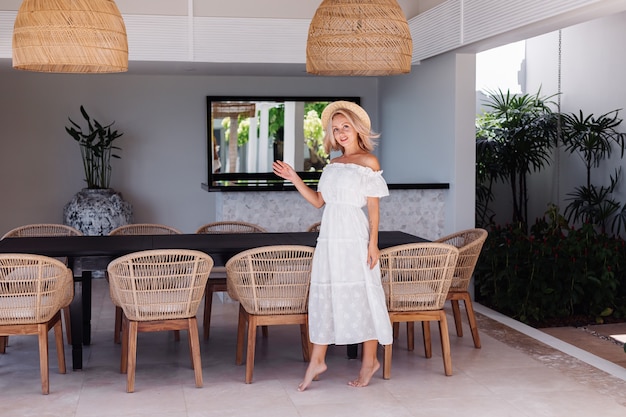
[{"x1": 327, "y1": 162, "x2": 382, "y2": 174}]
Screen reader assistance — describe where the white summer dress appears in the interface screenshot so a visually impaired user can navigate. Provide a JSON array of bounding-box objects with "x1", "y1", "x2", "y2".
[{"x1": 308, "y1": 162, "x2": 393, "y2": 346}]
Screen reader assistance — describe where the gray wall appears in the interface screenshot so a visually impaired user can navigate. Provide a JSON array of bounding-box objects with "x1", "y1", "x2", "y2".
[
  {"x1": 0, "y1": 64, "x2": 467, "y2": 235},
  {"x1": 380, "y1": 52, "x2": 476, "y2": 232},
  {"x1": 522, "y1": 11, "x2": 626, "y2": 225}
]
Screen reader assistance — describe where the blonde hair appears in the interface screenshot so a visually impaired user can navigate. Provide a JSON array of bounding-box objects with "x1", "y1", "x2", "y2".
[{"x1": 322, "y1": 109, "x2": 380, "y2": 154}]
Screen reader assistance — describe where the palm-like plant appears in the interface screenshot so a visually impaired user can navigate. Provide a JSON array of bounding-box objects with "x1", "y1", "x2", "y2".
[
  {"x1": 559, "y1": 110, "x2": 626, "y2": 234},
  {"x1": 476, "y1": 89, "x2": 559, "y2": 230},
  {"x1": 66, "y1": 106, "x2": 123, "y2": 189}
]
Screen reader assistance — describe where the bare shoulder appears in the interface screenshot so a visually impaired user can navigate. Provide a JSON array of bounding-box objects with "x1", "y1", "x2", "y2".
[
  {"x1": 333, "y1": 152, "x2": 381, "y2": 170},
  {"x1": 359, "y1": 153, "x2": 381, "y2": 171}
]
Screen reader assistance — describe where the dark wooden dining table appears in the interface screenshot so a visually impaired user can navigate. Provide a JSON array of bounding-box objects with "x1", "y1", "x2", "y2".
[{"x1": 0, "y1": 231, "x2": 426, "y2": 370}]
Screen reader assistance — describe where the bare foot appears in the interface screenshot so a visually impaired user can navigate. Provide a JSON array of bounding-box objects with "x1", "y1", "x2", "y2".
[
  {"x1": 348, "y1": 360, "x2": 380, "y2": 387},
  {"x1": 298, "y1": 362, "x2": 327, "y2": 392}
]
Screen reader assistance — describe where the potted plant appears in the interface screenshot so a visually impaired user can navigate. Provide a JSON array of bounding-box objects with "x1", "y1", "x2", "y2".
[
  {"x1": 62, "y1": 106, "x2": 132, "y2": 235},
  {"x1": 65, "y1": 105, "x2": 123, "y2": 189}
]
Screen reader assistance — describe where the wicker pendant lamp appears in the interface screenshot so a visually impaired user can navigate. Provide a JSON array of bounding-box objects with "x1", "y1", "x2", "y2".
[
  {"x1": 306, "y1": 0, "x2": 413, "y2": 76},
  {"x1": 12, "y1": 0, "x2": 128, "y2": 73}
]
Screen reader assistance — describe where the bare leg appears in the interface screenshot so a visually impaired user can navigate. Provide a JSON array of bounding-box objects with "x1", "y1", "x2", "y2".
[
  {"x1": 348, "y1": 340, "x2": 380, "y2": 387},
  {"x1": 298, "y1": 343, "x2": 328, "y2": 392}
]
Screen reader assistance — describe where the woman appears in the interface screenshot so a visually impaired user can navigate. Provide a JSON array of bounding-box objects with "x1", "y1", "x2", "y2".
[{"x1": 272, "y1": 101, "x2": 392, "y2": 391}]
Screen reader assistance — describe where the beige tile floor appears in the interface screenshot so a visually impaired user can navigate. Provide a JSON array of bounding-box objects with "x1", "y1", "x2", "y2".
[{"x1": 1, "y1": 278, "x2": 626, "y2": 417}]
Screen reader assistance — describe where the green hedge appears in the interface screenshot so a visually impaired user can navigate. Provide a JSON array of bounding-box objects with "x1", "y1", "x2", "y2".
[{"x1": 475, "y1": 219, "x2": 626, "y2": 325}]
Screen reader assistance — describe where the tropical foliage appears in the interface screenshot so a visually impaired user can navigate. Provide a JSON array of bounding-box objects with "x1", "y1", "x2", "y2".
[
  {"x1": 475, "y1": 90, "x2": 626, "y2": 327},
  {"x1": 559, "y1": 109, "x2": 626, "y2": 234},
  {"x1": 475, "y1": 215, "x2": 626, "y2": 325},
  {"x1": 476, "y1": 89, "x2": 558, "y2": 230},
  {"x1": 66, "y1": 106, "x2": 123, "y2": 189}
]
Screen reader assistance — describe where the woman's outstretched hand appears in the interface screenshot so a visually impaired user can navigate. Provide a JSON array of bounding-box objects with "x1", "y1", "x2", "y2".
[{"x1": 273, "y1": 160, "x2": 298, "y2": 182}]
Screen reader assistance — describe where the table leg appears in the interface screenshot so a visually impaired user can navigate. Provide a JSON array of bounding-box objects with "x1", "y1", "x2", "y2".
[
  {"x1": 347, "y1": 343, "x2": 358, "y2": 359},
  {"x1": 69, "y1": 269, "x2": 93, "y2": 370},
  {"x1": 69, "y1": 280, "x2": 83, "y2": 370},
  {"x1": 82, "y1": 270, "x2": 92, "y2": 345}
]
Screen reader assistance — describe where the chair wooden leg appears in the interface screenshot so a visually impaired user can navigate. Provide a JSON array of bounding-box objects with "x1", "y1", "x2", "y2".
[
  {"x1": 63, "y1": 307, "x2": 72, "y2": 345},
  {"x1": 235, "y1": 305, "x2": 246, "y2": 366},
  {"x1": 392, "y1": 322, "x2": 399, "y2": 339},
  {"x1": 38, "y1": 323, "x2": 50, "y2": 395},
  {"x1": 126, "y1": 321, "x2": 139, "y2": 393},
  {"x1": 461, "y1": 293, "x2": 482, "y2": 348},
  {"x1": 406, "y1": 321, "x2": 415, "y2": 351},
  {"x1": 299, "y1": 322, "x2": 310, "y2": 362},
  {"x1": 383, "y1": 344, "x2": 392, "y2": 379},
  {"x1": 120, "y1": 315, "x2": 129, "y2": 373},
  {"x1": 261, "y1": 325, "x2": 269, "y2": 338},
  {"x1": 438, "y1": 311, "x2": 453, "y2": 376},
  {"x1": 0, "y1": 336, "x2": 7, "y2": 353},
  {"x1": 54, "y1": 319, "x2": 66, "y2": 375},
  {"x1": 114, "y1": 306, "x2": 123, "y2": 344},
  {"x1": 451, "y1": 299, "x2": 463, "y2": 337},
  {"x1": 245, "y1": 315, "x2": 257, "y2": 384},
  {"x1": 187, "y1": 317, "x2": 203, "y2": 388},
  {"x1": 422, "y1": 321, "x2": 432, "y2": 358}
]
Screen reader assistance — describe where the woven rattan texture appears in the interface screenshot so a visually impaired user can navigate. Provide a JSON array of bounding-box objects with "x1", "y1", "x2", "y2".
[
  {"x1": 0, "y1": 254, "x2": 73, "y2": 325},
  {"x1": 306, "y1": 222, "x2": 321, "y2": 233},
  {"x1": 226, "y1": 245, "x2": 314, "y2": 315},
  {"x1": 12, "y1": 0, "x2": 128, "y2": 73},
  {"x1": 435, "y1": 228, "x2": 487, "y2": 291},
  {"x1": 109, "y1": 223, "x2": 182, "y2": 235},
  {"x1": 2, "y1": 224, "x2": 83, "y2": 239},
  {"x1": 107, "y1": 249, "x2": 213, "y2": 322},
  {"x1": 380, "y1": 243, "x2": 459, "y2": 312},
  {"x1": 195, "y1": 221, "x2": 267, "y2": 234},
  {"x1": 306, "y1": 0, "x2": 412, "y2": 76}
]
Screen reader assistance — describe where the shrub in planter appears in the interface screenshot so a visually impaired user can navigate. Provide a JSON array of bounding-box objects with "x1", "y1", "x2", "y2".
[{"x1": 475, "y1": 213, "x2": 626, "y2": 326}]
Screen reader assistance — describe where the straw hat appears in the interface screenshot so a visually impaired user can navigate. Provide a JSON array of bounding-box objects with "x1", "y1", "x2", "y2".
[{"x1": 321, "y1": 101, "x2": 371, "y2": 131}]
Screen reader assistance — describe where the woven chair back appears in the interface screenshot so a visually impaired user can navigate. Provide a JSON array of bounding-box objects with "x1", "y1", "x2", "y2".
[
  {"x1": 0, "y1": 254, "x2": 73, "y2": 325},
  {"x1": 226, "y1": 245, "x2": 314, "y2": 315},
  {"x1": 380, "y1": 243, "x2": 459, "y2": 312},
  {"x1": 2, "y1": 224, "x2": 83, "y2": 239},
  {"x1": 435, "y1": 228, "x2": 488, "y2": 292},
  {"x1": 109, "y1": 223, "x2": 182, "y2": 235},
  {"x1": 306, "y1": 222, "x2": 321, "y2": 233},
  {"x1": 107, "y1": 249, "x2": 213, "y2": 321},
  {"x1": 196, "y1": 221, "x2": 267, "y2": 234}
]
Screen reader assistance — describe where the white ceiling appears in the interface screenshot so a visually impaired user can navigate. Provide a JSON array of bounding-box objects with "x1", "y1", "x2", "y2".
[
  {"x1": 3, "y1": 1, "x2": 624, "y2": 77},
  {"x1": 0, "y1": 0, "x2": 446, "y2": 76}
]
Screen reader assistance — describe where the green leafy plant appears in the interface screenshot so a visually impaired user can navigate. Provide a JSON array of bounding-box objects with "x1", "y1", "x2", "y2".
[
  {"x1": 476, "y1": 89, "x2": 559, "y2": 230},
  {"x1": 475, "y1": 209, "x2": 626, "y2": 326},
  {"x1": 559, "y1": 109, "x2": 626, "y2": 234},
  {"x1": 65, "y1": 106, "x2": 123, "y2": 189}
]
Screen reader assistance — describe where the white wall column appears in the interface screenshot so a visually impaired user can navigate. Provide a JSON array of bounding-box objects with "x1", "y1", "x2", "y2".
[
  {"x1": 257, "y1": 103, "x2": 272, "y2": 172},
  {"x1": 283, "y1": 101, "x2": 305, "y2": 170},
  {"x1": 246, "y1": 110, "x2": 259, "y2": 172}
]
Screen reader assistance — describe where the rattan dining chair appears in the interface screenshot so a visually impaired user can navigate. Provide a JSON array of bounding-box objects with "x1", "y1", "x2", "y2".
[
  {"x1": 108, "y1": 223, "x2": 182, "y2": 235},
  {"x1": 107, "y1": 249, "x2": 213, "y2": 393},
  {"x1": 0, "y1": 254, "x2": 73, "y2": 394},
  {"x1": 108, "y1": 223, "x2": 183, "y2": 344},
  {"x1": 306, "y1": 221, "x2": 321, "y2": 232},
  {"x1": 196, "y1": 221, "x2": 268, "y2": 341},
  {"x1": 435, "y1": 228, "x2": 488, "y2": 348},
  {"x1": 1, "y1": 223, "x2": 82, "y2": 345},
  {"x1": 380, "y1": 242, "x2": 459, "y2": 378},
  {"x1": 226, "y1": 245, "x2": 314, "y2": 384}
]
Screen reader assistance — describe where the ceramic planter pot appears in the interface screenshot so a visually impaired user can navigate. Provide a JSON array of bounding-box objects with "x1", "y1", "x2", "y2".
[{"x1": 63, "y1": 188, "x2": 133, "y2": 236}]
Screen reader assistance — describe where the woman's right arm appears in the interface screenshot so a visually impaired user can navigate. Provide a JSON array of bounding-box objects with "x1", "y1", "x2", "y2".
[{"x1": 272, "y1": 161, "x2": 325, "y2": 208}]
